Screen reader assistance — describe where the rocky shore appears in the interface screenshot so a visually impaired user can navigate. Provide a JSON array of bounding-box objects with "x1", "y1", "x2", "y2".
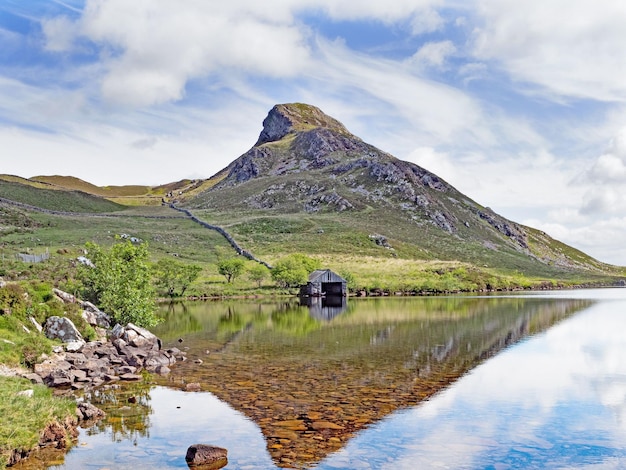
[
  {"x1": 30, "y1": 322, "x2": 186, "y2": 390},
  {"x1": 4, "y1": 288, "x2": 186, "y2": 467}
]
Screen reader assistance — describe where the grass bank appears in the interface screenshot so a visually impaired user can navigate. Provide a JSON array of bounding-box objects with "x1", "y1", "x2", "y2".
[
  {"x1": 0, "y1": 376, "x2": 76, "y2": 468},
  {"x1": 0, "y1": 282, "x2": 87, "y2": 469}
]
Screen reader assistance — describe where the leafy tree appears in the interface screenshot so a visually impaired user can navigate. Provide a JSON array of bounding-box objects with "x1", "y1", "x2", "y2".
[
  {"x1": 247, "y1": 263, "x2": 270, "y2": 288},
  {"x1": 154, "y1": 258, "x2": 202, "y2": 297},
  {"x1": 271, "y1": 253, "x2": 321, "y2": 288},
  {"x1": 79, "y1": 241, "x2": 159, "y2": 327},
  {"x1": 217, "y1": 257, "x2": 246, "y2": 283}
]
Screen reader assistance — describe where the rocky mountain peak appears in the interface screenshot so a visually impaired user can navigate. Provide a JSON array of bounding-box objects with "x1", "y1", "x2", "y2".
[{"x1": 255, "y1": 103, "x2": 350, "y2": 145}]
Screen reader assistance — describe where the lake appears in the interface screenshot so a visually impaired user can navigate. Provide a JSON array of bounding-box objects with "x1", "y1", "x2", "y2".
[{"x1": 27, "y1": 288, "x2": 626, "y2": 469}]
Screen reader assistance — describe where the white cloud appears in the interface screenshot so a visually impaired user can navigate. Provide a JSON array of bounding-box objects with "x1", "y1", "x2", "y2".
[
  {"x1": 408, "y1": 40, "x2": 456, "y2": 69},
  {"x1": 73, "y1": 1, "x2": 312, "y2": 107},
  {"x1": 410, "y1": 8, "x2": 445, "y2": 34},
  {"x1": 587, "y1": 129, "x2": 626, "y2": 184},
  {"x1": 408, "y1": 145, "x2": 582, "y2": 211},
  {"x1": 40, "y1": 0, "x2": 447, "y2": 108},
  {"x1": 0, "y1": 26, "x2": 22, "y2": 46},
  {"x1": 310, "y1": 38, "x2": 491, "y2": 149},
  {"x1": 471, "y1": 0, "x2": 626, "y2": 102},
  {"x1": 580, "y1": 188, "x2": 625, "y2": 216},
  {"x1": 41, "y1": 15, "x2": 76, "y2": 52},
  {"x1": 0, "y1": 76, "x2": 87, "y2": 131},
  {"x1": 588, "y1": 154, "x2": 626, "y2": 183},
  {"x1": 0, "y1": 96, "x2": 269, "y2": 186},
  {"x1": 573, "y1": 126, "x2": 626, "y2": 223}
]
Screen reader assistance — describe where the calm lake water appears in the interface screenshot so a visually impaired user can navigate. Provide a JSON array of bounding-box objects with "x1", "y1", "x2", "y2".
[{"x1": 36, "y1": 288, "x2": 626, "y2": 469}]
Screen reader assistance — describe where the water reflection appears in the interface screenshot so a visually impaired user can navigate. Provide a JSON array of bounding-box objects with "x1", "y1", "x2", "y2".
[
  {"x1": 82, "y1": 383, "x2": 153, "y2": 444},
  {"x1": 318, "y1": 292, "x2": 626, "y2": 469},
  {"x1": 300, "y1": 295, "x2": 348, "y2": 321},
  {"x1": 44, "y1": 293, "x2": 603, "y2": 469},
  {"x1": 151, "y1": 295, "x2": 590, "y2": 467},
  {"x1": 52, "y1": 387, "x2": 275, "y2": 469}
]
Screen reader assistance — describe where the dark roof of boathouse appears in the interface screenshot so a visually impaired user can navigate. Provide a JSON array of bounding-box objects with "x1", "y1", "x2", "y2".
[{"x1": 307, "y1": 269, "x2": 347, "y2": 283}]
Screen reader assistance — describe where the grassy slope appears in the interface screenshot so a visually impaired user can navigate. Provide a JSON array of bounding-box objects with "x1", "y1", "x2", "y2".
[
  {"x1": 0, "y1": 175, "x2": 623, "y2": 292},
  {"x1": 0, "y1": 180, "x2": 125, "y2": 213},
  {"x1": 0, "y1": 209, "x2": 232, "y2": 263},
  {"x1": 186, "y1": 163, "x2": 624, "y2": 279},
  {"x1": 27, "y1": 175, "x2": 211, "y2": 206}
]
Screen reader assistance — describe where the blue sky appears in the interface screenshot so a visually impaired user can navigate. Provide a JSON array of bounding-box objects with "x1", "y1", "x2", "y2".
[{"x1": 2, "y1": 0, "x2": 626, "y2": 265}]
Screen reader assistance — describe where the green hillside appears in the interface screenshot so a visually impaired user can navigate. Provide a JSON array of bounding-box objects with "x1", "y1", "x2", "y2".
[{"x1": 0, "y1": 180, "x2": 125, "y2": 213}]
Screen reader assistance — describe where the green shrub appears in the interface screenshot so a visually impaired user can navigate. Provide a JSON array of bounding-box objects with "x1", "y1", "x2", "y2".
[
  {"x1": 79, "y1": 241, "x2": 159, "y2": 328},
  {"x1": 217, "y1": 258, "x2": 246, "y2": 284},
  {"x1": 25, "y1": 281, "x2": 54, "y2": 303},
  {"x1": 20, "y1": 334, "x2": 52, "y2": 368},
  {"x1": 0, "y1": 284, "x2": 29, "y2": 319}
]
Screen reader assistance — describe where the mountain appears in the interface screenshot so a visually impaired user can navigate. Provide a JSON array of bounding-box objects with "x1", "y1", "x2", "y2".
[
  {"x1": 2, "y1": 103, "x2": 618, "y2": 280},
  {"x1": 184, "y1": 103, "x2": 611, "y2": 274}
]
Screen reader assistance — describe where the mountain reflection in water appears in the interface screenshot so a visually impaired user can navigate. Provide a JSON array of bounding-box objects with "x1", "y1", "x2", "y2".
[{"x1": 146, "y1": 296, "x2": 590, "y2": 468}]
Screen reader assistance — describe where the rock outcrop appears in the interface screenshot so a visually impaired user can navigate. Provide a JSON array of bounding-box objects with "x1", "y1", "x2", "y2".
[
  {"x1": 6, "y1": 289, "x2": 181, "y2": 467},
  {"x1": 31, "y1": 325, "x2": 186, "y2": 389},
  {"x1": 255, "y1": 103, "x2": 349, "y2": 146},
  {"x1": 52, "y1": 288, "x2": 111, "y2": 329},
  {"x1": 23, "y1": 289, "x2": 186, "y2": 389},
  {"x1": 44, "y1": 316, "x2": 83, "y2": 343}
]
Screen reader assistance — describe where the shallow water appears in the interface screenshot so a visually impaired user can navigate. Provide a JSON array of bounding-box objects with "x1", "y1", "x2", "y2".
[{"x1": 35, "y1": 289, "x2": 626, "y2": 469}]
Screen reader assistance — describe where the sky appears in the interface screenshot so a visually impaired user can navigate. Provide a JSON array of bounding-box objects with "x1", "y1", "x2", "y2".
[{"x1": 1, "y1": 1, "x2": 626, "y2": 265}]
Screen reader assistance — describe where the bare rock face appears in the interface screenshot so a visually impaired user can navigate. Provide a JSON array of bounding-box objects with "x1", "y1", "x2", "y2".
[
  {"x1": 185, "y1": 444, "x2": 228, "y2": 469},
  {"x1": 81, "y1": 305, "x2": 111, "y2": 329},
  {"x1": 255, "y1": 103, "x2": 349, "y2": 145},
  {"x1": 53, "y1": 288, "x2": 111, "y2": 329}
]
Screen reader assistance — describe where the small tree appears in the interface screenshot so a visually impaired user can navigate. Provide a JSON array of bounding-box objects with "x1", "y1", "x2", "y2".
[
  {"x1": 217, "y1": 257, "x2": 246, "y2": 283},
  {"x1": 271, "y1": 254, "x2": 321, "y2": 288},
  {"x1": 79, "y1": 240, "x2": 159, "y2": 327},
  {"x1": 247, "y1": 263, "x2": 270, "y2": 288},
  {"x1": 154, "y1": 258, "x2": 202, "y2": 298}
]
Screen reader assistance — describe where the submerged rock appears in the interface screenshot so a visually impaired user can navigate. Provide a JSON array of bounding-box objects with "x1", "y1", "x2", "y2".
[{"x1": 76, "y1": 402, "x2": 106, "y2": 421}]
